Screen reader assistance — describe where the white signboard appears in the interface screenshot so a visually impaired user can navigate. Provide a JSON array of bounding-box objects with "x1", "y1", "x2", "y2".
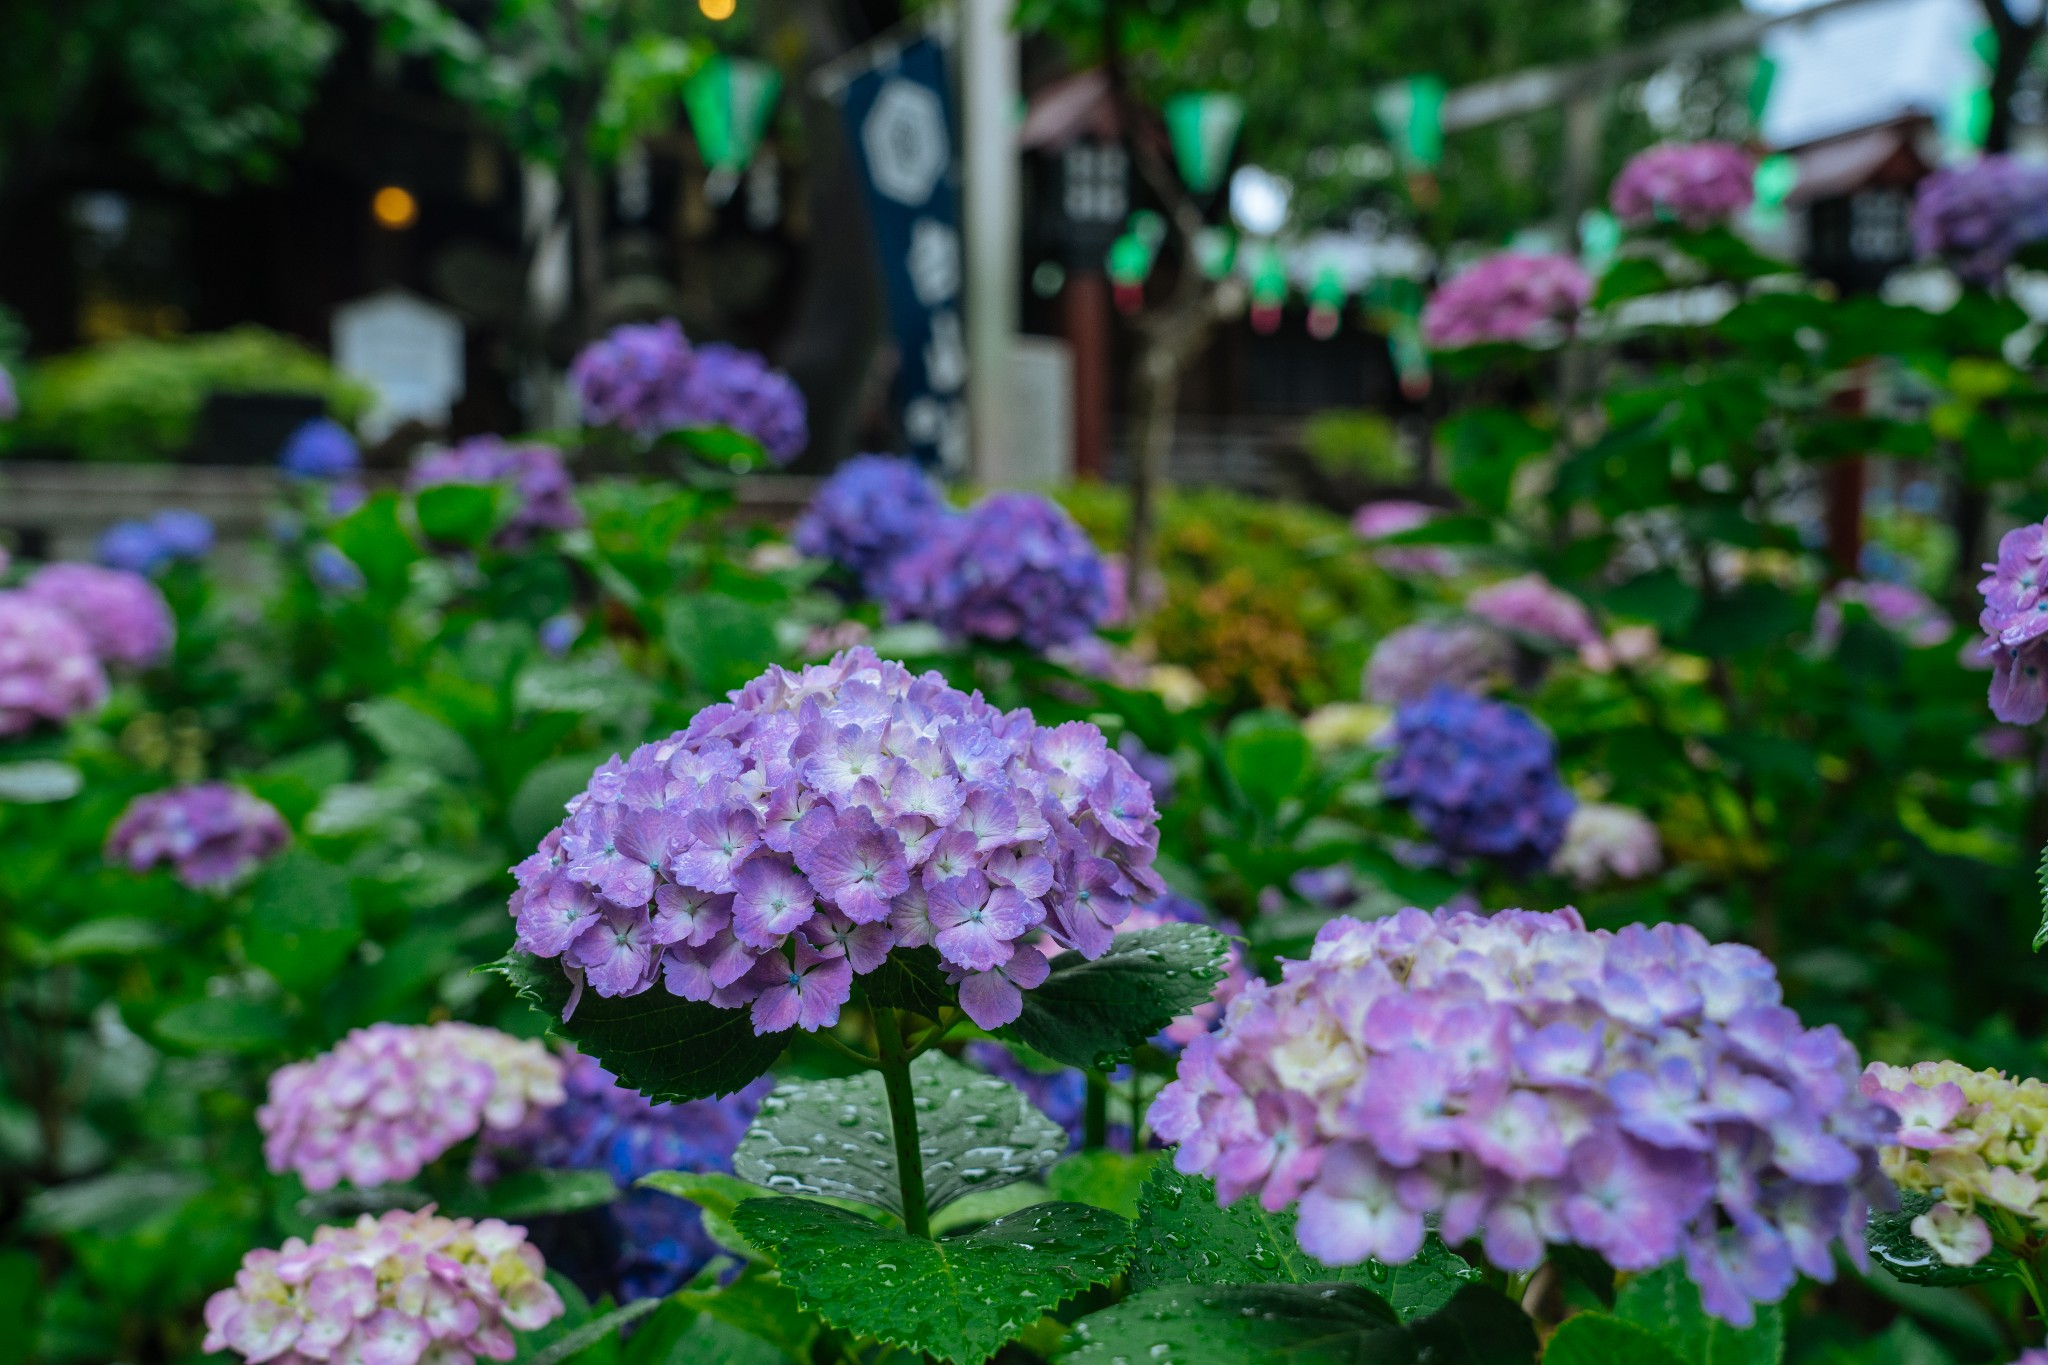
[
  {"x1": 1009, "y1": 335, "x2": 1073, "y2": 488},
  {"x1": 333, "y1": 290, "x2": 465, "y2": 441}
]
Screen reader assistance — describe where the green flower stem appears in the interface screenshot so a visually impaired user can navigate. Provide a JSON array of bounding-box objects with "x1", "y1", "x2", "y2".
[
  {"x1": 1084, "y1": 1069, "x2": 1110, "y2": 1150},
  {"x1": 873, "y1": 1005, "x2": 932, "y2": 1239},
  {"x1": 815, "y1": 1028, "x2": 880, "y2": 1070}
]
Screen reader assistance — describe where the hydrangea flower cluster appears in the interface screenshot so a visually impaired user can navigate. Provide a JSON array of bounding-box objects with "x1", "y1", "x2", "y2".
[
  {"x1": 278, "y1": 418, "x2": 362, "y2": 481},
  {"x1": 478, "y1": 1054, "x2": 773, "y2": 1301},
  {"x1": 97, "y1": 510, "x2": 215, "y2": 573},
  {"x1": 260, "y1": 1023, "x2": 566, "y2": 1191},
  {"x1": 1352, "y1": 500, "x2": 1457, "y2": 575},
  {"x1": 1860, "y1": 1060, "x2": 2048, "y2": 1267},
  {"x1": 509, "y1": 647, "x2": 1163, "y2": 1033},
  {"x1": 1912, "y1": 155, "x2": 2048, "y2": 285},
  {"x1": 794, "y1": 454, "x2": 952, "y2": 593},
  {"x1": 202, "y1": 1208, "x2": 564, "y2": 1365},
  {"x1": 24, "y1": 563, "x2": 174, "y2": 668},
  {"x1": 1551, "y1": 802, "x2": 1663, "y2": 888},
  {"x1": 1381, "y1": 686, "x2": 1576, "y2": 873},
  {"x1": 1975, "y1": 517, "x2": 2048, "y2": 723},
  {"x1": 1466, "y1": 574, "x2": 1599, "y2": 652},
  {"x1": 571, "y1": 318, "x2": 698, "y2": 436},
  {"x1": 1814, "y1": 579, "x2": 1952, "y2": 653},
  {"x1": 882, "y1": 493, "x2": 1111, "y2": 650},
  {"x1": 1151, "y1": 907, "x2": 1894, "y2": 1327},
  {"x1": 1610, "y1": 141, "x2": 1757, "y2": 228},
  {"x1": 1421, "y1": 253, "x2": 1591, "y2": 349},
  {"x1": 408, "y1": 438, "x2": 582, "y2": 546},
  {"x1": 1364, "y1": 621, "x2": 1511, "y2": 706},
  {"x1": 106, "y1": 783, "x2": 290, "y2": 890},
  {"x1": 0, "y1": 591, "x2": 109, "y2": 737},
  {"x1": 679, "y1": 342, "x2": 808, "y2": 464}
]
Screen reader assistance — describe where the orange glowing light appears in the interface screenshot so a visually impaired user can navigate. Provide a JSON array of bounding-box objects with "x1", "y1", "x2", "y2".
[
  {"x1": 699, "y1": 0, "x2": 736, "y2": 19},
  {"x1": 372, "y1": 185, "x2": 419, "y2": 229}
]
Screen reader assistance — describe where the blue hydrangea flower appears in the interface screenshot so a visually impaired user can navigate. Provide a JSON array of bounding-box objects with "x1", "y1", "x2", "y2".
[
  {"x1": 793, "y1": 454, "x2": 951, "y2": 594},
  {"x1": 1380, "y1": 686, "x2": 1575, "y2": 873},
  {"x1": 479, "y1": 1053, "x2": 772, "y2": 1301},
  {"x1": 882, "y1": 492, "x2": 1111, "y2": 651},
  {"x1": 278, "y1": 418, "x2": 361, "y2": 481},
  {"x1": 149, "y1": 509, "x2": 215, "y2": 560}
]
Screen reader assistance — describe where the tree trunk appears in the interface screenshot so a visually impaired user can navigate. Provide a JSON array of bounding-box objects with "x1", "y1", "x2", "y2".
[
  {"x1": 1125, "y1": 336, "x2": 1183, "y2": 608},
  {"x1": 1980, "y1": 0, "x2": 2043, "y2": 154}
]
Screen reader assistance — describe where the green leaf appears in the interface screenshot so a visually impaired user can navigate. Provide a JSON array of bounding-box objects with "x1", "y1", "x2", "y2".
[
  {"x1": 1442, "y1": 409, "x2": 1552, "y2": 515},
  {"x1": 0, "y1": 761, "x2": 82, "y2": 803},
  {"x1": 43, "y1": 918, "x2": 166, "y2": 962},
  {"x1": 510, "y1": 752, "x2": 612, "y2": 851},
  {"x1": 244, "y1": 851, "x2": 361, "y2": 992},
  {"x1": 663, "y1": 594, "x2": 781, "y2": 695},
  {"x1": 860, "y1": 944, "x2": 958, "y2": 1022},
  {"x1": 352, "y1": 697, "x2": 481, "y2": 780},
  {"x1": 673, "y1": 1261, "x2": 819, "y2": 1362},
  {"x1": 484, "y1": 952, "x2": 784, "y2": 1104},
  {"x1": 1047, "y1": 1150, "x2": 1160, "y2": 1220},
  {"x1": 732, "y1": 1197, "x2": 1131, "y2": 1365},
  {"x1": 1130, "y1": 1165, "x2": 1474, "y2": 1321},
  {"x1": 1223, "y1": 711, "x2": 1313, "y2": 818},
  {"x1": 1864, "y1": 1192, "x2": 2019, "y2": 1287},
  {"x1": 22, "y1": 1170, "x2": 205, "y2": 1235},
  {"x1": 663, "y1": 1315, "x2": 787, "y2": 1365},
  {"x1": 668, "y1": 424, "x2": 772, "y2": 467},
  {"x1": 1612, "y1": 1261, "x2": 1782, "y2": 1365},
  {"x1": 1544, "y1": 1314, "x2": 1687, "y2": 1365},
  {"x1": 1593, "y1": 255, "x2": 1675, "y2": 308},
  {"x1": 1600, "y1": 570, "x2": 1701, "y2": 635},
  {"x1": 478, "y1": 1168, "x2": 619, "y2": 1219},
  {"x1": 733, "y1": 1052, "x2": 1065, "y2": 1217},
  {"x1": 638, "y1": 1171, "x2": 762, "y2": 1258},
  {"x1": 1061, "y1": 1283, "x2": 1536, "y2": 1364},
  {"x1": 524, "y1": 1298, "x2": 661, "y2": 1365},
  {"x1": 154, "y1": 997, "x2": 289, "y2": 1054},
  {"x1": 2034, "y1": 840, "x2": 2048, "y2": 952},
  {"x1": 1679, "y1": 583, "x2": 1805, "y2": 657},
  {"x1": 327, "y1": 493, "x2": 420, "y2": 596},
  {"x1": 1004, "y1": 923, "x2": 1231, "y2": 1071},
  {"x1": 415, "y1": 482, "x2": 508, "y2": 547}
]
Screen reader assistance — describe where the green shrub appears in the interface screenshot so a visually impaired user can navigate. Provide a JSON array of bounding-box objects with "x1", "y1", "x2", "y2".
[{"x1": 2, "y1": 327, "x2": 373, "y2": 462}]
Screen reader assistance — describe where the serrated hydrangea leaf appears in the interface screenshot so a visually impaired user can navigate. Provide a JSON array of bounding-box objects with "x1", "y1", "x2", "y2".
[
  {"x1": 731, "y1": 1197, "x2": 1131, "y2": 1365},
  {"x1": 860, "y1": 944, "x2": 958, "y2": 1022},
  {"x1": 2035, "y1": 841, "x2": 2048, "y2": 951},
  {"x1": 733, "y1": 1051, "x2": 1065, "y2": 1216},
  {"x1": 1612, "y1": 1261, "x2": 1783, "y2": 1365},
  {"x1": 1865, "y1": 1192, "x2": 2021, "y2": 1288},
  {"x1": 1002, "y1": 923, "x2": 1230, "y2": 1071},
  {"x1": 1131, "y1": 1165, "x2": 1476, "y2": 1321},
  {"x1": 673, "y1": 1261, "x2": 819, "y2": 1362},
  {"x1": 1541, "y1": 1313, "x2": 1688, "y2": 1365},
  {"x1": 483, "y1": 952, "x2": 783, "y2": 1103},
  {"x1": 1060, "y1": 1282, "x2": 1536, "y2": 1364}
]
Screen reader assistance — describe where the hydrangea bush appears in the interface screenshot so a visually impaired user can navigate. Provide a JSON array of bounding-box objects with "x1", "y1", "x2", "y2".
[
  {"x1": 882, "y1": 492, "x2": 1112, "y2": 650},
  {"x1": 23, "y1": 562, "x2": 175, "y2": 667},
  {"x1": 677, "y1": 342, "x2": 808, "y2": 463},
  {"x1": 1380, "y1": 686, "x2": 1575, "y2": 873},
  {"x1": 1421, "y1": 253, "x2": 1591, "y2": 348},
  {"x1": 408, "y1": 437, "x2": 582, "y2": 546},
  {"x1": 106, "y1": 783, "x2": 289, "y2": 890},
  {"x1": 1609, "y1": 140, "x2": 1756, "y2": 228},
  {"x1": 794, "y1": 453, "x2": 951, "y2": 593},
  {"x1": 0, "y1": 590, "x2": 109, "y2": 735}
]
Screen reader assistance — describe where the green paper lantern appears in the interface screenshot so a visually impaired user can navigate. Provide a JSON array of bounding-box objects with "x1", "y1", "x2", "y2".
[
  {"x1": 1107, "y1": 233, "x2": 1154, "y2": 287},
  {"x1": 1194, "y1": 226, "x2": 1237, "y2": 279},
  {"x1": 1164, "y1": 92, "x2": 1245, "y2": 196},
  {"x1": 1250, "y1": 244, "x2": 1287, "y2": 306},
  {"x1": 684, "y1": 55, "x2": 782, "y2": 176},
  {"x1": 1578, "y1": 209, "x2": 1621, "y2": 271},
  {"x1": 1373, "y1": 76, "x2": 1445, "y2": 172}
]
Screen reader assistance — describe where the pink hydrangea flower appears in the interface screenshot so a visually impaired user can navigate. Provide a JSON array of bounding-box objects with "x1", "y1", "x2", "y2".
[
  {"x1": 1422, "y1": 254, "x2": 1591, "y2": 349},
  {"x1": 106, "y1": 784, "x2": 290, "y2": 890},
  {"x1": 510, "y1": 648, "x2": 1163, "y2": 1034},
  {"x1": 0, "y1": 591, "x2": 109, "y2": 736},
  {"x1": 260, "y1": 1023, "x2": 566, "y2": 1191},
  {"x1": 202, "y1": 1208, "x2": 564, "y2": 1365},
  {"x1": 1466, "y1": 574, "x2": 1599, "y2": 651},
  {"x1": 22, "y1": 562, "x2": 173, "y2": 668},
  {"x1": 1150, "y1": 907, "x2": 1892, "y2": 1327},
  {"x1": 1351, "y1": 501, "x2": 1457, "y2": 575},
  {"x1": 1364, "y1": 622, "x2": 1512, "y2": 706},
  {"x1": 1814, "y1": 579, "x2": 1952, "y2": 652},
  {"x1": 1610, "y1": 141, "x2": 1757, "y2": 229},
  {"x1": 1550, "y1": 802, "x2": 1662, "y2": 888}
]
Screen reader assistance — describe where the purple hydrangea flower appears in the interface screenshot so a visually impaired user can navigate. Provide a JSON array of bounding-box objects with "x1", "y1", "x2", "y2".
[
  {"x1": 509, "y1": 647, "x2": 1164, "y2": 1033},
  {"x1": 0, "y1": 590, "x2": 110, "y2": 736},
  {"x1": 408, "y1": 437, "x2": 582, "y2": 546},
  {"x1": 1551, "y1": 802, "x2": 1662, "y2": 888},
  {"x1": 1814, "y1": 579, "x2": 1952, "y2": 653},
  {"x1": 1422, "y1": 253, "x2": 1591, "y2": 349},
  {"x1": 1117, "y1": 733, "x2": 1175, "y2": 808},
  {"x1": 1466, "y1": 574, "x2": 1600, "y2": 652},
  {"x1": 1365, "y1": 622, "x2": 1512, "y2": 706},
  {"x1": 278, "y1": 418, "x2": 361, "y2": 481},
  {"x1": 678, "y1": 342, "x2": 808, "y2": 464},
  {"x1": 1975, "y1": 518, "x2": 2048, "y2": 722},
  {"x1": 1150, "y1": 907, "x2": 1893, "y2": 1327},
  {"x1": 203, "y1": 1208, "x2": 564, "y2": 1365},
  {"x1": 478, "y1": 1053, "x2": 773, "y2": 1301},
  {"x1": 882, "y1": 493, "x2": 1111, "y2": 651},
  {"x1": 1610, "y1": 141, "x2": 1757, "y2": 228},
  {"x1": 794, "y1": 454, "x2": 953, "y2": 593},
  {"x1": 1352, "y1": 501, "x2": 1458, "y2": 576},
  {"x1": 106, "y1": 783, "x2": 290, "y2": 891},
  {"x1": 149, "y1": 509, "x2": 215, "y2": 561},
  {"x1": 24, "y1": 563, "x2": 174, "y2": 668},
  {"x1": 571, "y1": 318, "x2": 697, "y2": 436},
  {"x1": 1912, "y1": 155, "x2": 2048, "y2": 285},
  {"x1": 260, "y1": 1022, "x2": 566, "y2": 1191},
  {"x1": 1380, "y1": 687, "x2": 1576, "y2": 874}
]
